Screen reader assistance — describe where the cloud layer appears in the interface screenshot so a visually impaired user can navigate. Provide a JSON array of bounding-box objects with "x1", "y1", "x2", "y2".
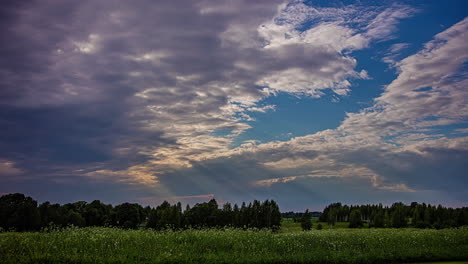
[{"x1": 0, "y1": 0, "x2": 466, "y2": 208}]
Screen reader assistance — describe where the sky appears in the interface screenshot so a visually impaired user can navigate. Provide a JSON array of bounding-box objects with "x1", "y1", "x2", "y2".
[{"x1": 0, "y1": 0, "x2": 467, "y2": 211}]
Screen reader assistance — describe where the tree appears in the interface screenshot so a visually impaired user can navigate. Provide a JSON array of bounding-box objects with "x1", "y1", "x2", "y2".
[
  {"x1": 384, "y1": 210, "x2": 391, "y2": 228},
  {"x1": 146, "y1": 208, "x2": 158, "y2": 229},
  {"x1": 83, "y1": 200, "x2": 111, "y2": 227},
  {"x1": 301, "y1": 210, "x2": 312, "y2": 231},
  {"x1": 39, "y1": 202, "x2": 66, "y2": 227},
  {"x1": 113, "y1": 203, "x2": 142, "y2": 229},
  {"x1": 221, "y1": 202, "x2": 233, "y2": 227},
  {"x1": 183, "y1": 199, "x2": 219, "y2": 228},
  {"x1": 66, "y1": 210, "x2": 85, "y2": 227},
  {"x1": 319, "y1": 203, "x2": 342, "y2": 223},
  {"x1": 370, "y1": 209, "x2": 384, "y2": 228},
  {"x1": 327, "y1": 208, "x2": 337, "y2": 228},
  {"x1": 423, "y1": 206, "x2": 433, "y2": 228},
  {"x1": 269, "y1": 200, "x2": 282, "y2": 231},
  {"x1": 173, "y1": 202, "x2": 183, "y2": 229},
  {"x1": 250, "y1": 200, "x2": 261, "y2": 228},
  {"x1": 349, "y1": 209, "x2": 363, "y2": 228},
  {"x1": 233, "y1": 204, "x2": 240, "y2": 227},
  {"x1": 258, "y1": 200, "x2": 269, "y2": 229},
  {"x1": 63, "y1": 201, "x2": 87, "y2": 215},
  {"x1": 147, "y1": 201, "x2": 172, "y2": 230},
  {"x1": 183, "y1": 204, "x2": 191, "y2": 228},
  {"x1": 240, "y1": 202, "x2": 248, "y2": 229},
  {"x1": 207, "y1": 199, "x2": 219, "y2": 227},
  {"x1": 391, "y1": 205, "x2": 407, "y2": 228},
  {"x1": 0, "y1": 193, "x2": 285, "y2": 232},
  {"x1": 0, "y1": 193, "x2": 40, "y2": 231},
  {"x1": 412, "y1": 206, "x2": 426, "y2": 228}
]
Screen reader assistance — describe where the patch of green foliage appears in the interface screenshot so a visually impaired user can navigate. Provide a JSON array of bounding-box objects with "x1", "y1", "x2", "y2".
[{"x1": 0, "y1": 227, "x2": 467, "y2": 264}]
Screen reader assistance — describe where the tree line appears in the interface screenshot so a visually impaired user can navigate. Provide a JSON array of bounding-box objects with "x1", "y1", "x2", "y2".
[
  {"x1": 2, "y1": 193, "x2": 466, "y2": 232},
  {"x1": 318, "y1": 202, "x2": 468, "y2": 229},
  {"x1": 0, "y1": 193, "x2": 281, "y2": 231}
]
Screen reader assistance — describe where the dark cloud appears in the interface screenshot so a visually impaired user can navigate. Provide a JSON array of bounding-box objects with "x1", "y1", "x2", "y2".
[{"x1": 0, "y1": 103, "x2": 174, "y2": 178}]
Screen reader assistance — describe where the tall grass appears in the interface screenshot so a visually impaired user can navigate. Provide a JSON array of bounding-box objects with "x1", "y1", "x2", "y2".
[{"x1": 0, "y1": 227, "x2": 467, "y2": 264}]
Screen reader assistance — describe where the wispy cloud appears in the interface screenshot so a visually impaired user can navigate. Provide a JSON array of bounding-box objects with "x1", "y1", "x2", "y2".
[
  {"x1": 0, "y1": 159, "x2": 23, "y2": 176},
  {"x1": 382, "y1": 43, "x2": 411, "y2": 65}
]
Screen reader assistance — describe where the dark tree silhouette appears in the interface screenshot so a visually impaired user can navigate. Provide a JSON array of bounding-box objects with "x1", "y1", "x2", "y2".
[
  {"x1": 113, "y1": 203, "x2": 142, "y2": 229},
  {"x1": 349, "y1": 209, "x2": 363, "y2": 228},
  {"x1": 0, "y1": 193, "x2": 40, "y2": 231},
  {"x1": 301, "y1": 210, "x2": 312, "y2": 231},
  {"x1": 2, "y1": 193, "x2": 467, "y2": 232},
  {"x1": 317, "y1": 201, "x2": 467, "y2": 229}
]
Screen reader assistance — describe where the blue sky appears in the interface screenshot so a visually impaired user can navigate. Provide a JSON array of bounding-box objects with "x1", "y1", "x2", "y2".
[
  {"x1": 0, "y1": 0, "x2": 467, "y2": 211},
  {"x1": 239, "y1": 0, "x2": 468, "y2": 146}
]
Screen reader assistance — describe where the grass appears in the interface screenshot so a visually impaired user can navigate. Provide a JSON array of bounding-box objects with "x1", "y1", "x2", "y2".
[
  {"x1": 409, "y1": 262, "x2": 468, "y2": 264},
  {"x1": 0, "y1": 226, "x2": 467, "y2": 264}
]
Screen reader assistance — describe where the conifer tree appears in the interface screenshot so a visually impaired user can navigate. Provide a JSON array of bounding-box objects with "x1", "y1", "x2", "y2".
[
  {"x1": 301, "y1": 210, "x2": 312, "y2": 231},
  {"x1": 349, "y1": 209, "x2": 363, "y2": 228}
]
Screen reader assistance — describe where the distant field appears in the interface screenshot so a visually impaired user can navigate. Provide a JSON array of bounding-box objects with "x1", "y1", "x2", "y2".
[
  {"x1": 1, "y1": 226, "x2": 467, "y2": 264},
  {"x1": 280, "y1": 218, "x2": 369, "y2": 232}
]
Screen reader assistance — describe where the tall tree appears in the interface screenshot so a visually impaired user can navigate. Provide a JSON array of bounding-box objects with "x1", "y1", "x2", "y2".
[
  {"x1": 327, "y1": 208, "x2": 337, "y2": 228},
  {"x1": 370, "y1": 209, "x2": 384, "y2": 228},
  {"x1": 391, "y1": 205, "x2": 407, "y2": 228},
  {"x1": 270, "y1": 200, "x2": 282, "y2": 231},
  {"x1": 301, "y1": 210, "x2": 312, "y2": 231},
  {"x1": 349, "y1": 209, "x2": 363, "y2": 228}
]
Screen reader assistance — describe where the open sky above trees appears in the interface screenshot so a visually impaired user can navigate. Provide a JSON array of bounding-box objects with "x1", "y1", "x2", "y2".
[{"x1": 0, "y1": 0, "x2": 467, "y2": 211}]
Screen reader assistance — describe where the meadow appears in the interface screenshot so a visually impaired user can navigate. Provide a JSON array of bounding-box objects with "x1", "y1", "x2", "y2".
[{"x1": 0, "y1": 224, "x2": 467, "y2": 264}]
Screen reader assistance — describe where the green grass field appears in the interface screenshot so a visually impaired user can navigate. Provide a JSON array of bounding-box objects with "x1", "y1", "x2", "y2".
[{"x1": 0, "y1": 224, "x2": 467, "y2": 264}]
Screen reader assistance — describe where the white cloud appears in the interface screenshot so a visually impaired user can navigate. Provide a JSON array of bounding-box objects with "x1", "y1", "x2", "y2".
[
  {"x1": 73, "y1": 34, "x2": 100, "y2": 54},
  {"x1": 250, "y1": 2, "x2": 414, "y2": 97},
  {"x1": 364, "y1": 5, "x2": 417, "y2": 41},
  {"x1": 247, "y1": 105, "x2": 276, "y2": 113},
  {"x1": 253, "y1": 166, "x2": 414, "y2": 192},
  {"x1": 342, "y1": 18, "x2": 468, "y2": 137},
  {"x1": 453, "y1": 128, "x2": 468, "y2": 134},
  {"x1": 382, "y1": 43, "x2": 410, "y2": 65},
  {"x1": 126, "y1": 51, "x2": 168, "y2": 63}
]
